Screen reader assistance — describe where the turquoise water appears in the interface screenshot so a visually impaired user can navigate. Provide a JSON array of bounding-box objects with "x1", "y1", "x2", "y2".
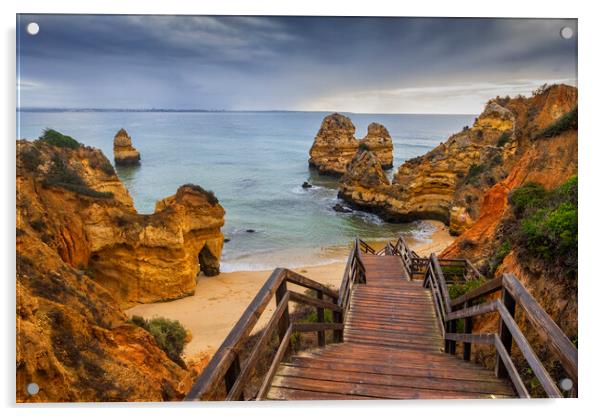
[{"x1": 17, "y1": 111, "x2": 474, "y2": 271}]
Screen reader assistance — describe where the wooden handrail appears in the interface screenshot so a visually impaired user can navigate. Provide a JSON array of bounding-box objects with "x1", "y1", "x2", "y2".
[
  {"x1": 501, "y1": 273, "x2": 578, "y2": 385},
  {"x1": 357, "y1": 238, "x2": 376, "y2": 254},
  {"x1": 424, "y1": 253, "x2": 578, "y2": 398},
  {"x1": 184, "y1": 267, "x2": 345, "y2": 401},
  {"x1": 184, "y1": 268, "x2": 288, "y2": 400},
  {"x1": 186, "y1": 239, "x2": 369, "y2": 401}
]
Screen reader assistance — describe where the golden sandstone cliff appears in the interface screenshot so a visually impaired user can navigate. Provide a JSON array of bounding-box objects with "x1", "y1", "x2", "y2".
[
  {"x1": 336, "y1": 85, "x2": 578, "y2": 382},
  {"x1": 16, "y1": 136, "x2": 225, "y2": 401},
  {"x1": 338, "y1": 84, "x2": 577, "y2": 235},
  {"x1": 308, "y1": 113, "x2": 393, "y2": 175},
  {"x1": 113, "y1": 128, "x2": 141, "y2": 165}
]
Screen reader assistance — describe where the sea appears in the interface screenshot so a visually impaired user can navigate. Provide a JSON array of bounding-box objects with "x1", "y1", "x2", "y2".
[{"x1": 17, "y1": 110, "x2": 474, "y2": 271}]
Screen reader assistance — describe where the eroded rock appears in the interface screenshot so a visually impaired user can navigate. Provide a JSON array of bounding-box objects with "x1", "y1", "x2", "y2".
[
  {"x1": 359, "y1": 123, "x2": 394, "y2": 169},
  {"x1": 337, "y1": 84, "x2": 577, "y2": 226},
  {"x1": 113, "y1": 128, "x2": 141, "y2": 166},
  {"x1": 16, "y1": 138, "x2": 209, "y2": 402},
  {"x1": 308, "y1": 113, "x2": 359, "y2": 175}
]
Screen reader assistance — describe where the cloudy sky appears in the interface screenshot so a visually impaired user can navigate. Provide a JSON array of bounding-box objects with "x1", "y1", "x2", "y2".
[{"x1": 17, "y1": 15, "x2": 577, "y2": 114}]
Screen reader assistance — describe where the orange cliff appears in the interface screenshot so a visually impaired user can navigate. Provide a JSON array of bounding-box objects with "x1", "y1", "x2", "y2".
[
  {"x1": 16, "y1": 137, "x2": 225, "y2": 401},
  {"x1": 337, "y1": 84, "x2": 578, "y2": 352},
  {"x1": 338, "y1": 84, "x2": 577, "y2": 234}
]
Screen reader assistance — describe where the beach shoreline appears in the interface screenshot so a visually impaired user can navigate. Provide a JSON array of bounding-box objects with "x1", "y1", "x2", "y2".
[{"x1": 125, "y1": 219, "x2": 455, "y2": 363}]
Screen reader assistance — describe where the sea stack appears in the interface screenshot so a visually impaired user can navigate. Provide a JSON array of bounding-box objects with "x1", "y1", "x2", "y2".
[
  {"x1": 359, "y1": 122, "x2": 394, "y2": 169},
  {"x1": 113, "y1": 128, "x2": 141, "y2": 165},
  {"x1": 336, "y1": 84, "x2": 577, "y2": 229},
  {"x1": 308, "y1": 113, "x2": 359, "y2": 176},
  {"x1": 338, "y1": 149, "x2": 391, "y2": 217}
]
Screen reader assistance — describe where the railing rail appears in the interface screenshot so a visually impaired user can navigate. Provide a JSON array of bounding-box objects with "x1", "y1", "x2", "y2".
[
  {"x1": 186, "y1": 238, "x2": 367, "y2": 401},
  {"x1": 423, "y1": 254, "x2": 578, "y2": 398}
]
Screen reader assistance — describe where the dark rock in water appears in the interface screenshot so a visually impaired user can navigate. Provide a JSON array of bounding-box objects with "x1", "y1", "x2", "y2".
[
  {"x1": 332, "y1": 203, "x2": 352, "y2": 213},
  {"x1": 246, "y1": 229, "x2": 256, "y2": 233},
  {"x1": 302, "y1": 181, "x2": 313, "y2": 189},
  {"x1": 224, "y1": 238, "x2": 231, "y2": 243}
]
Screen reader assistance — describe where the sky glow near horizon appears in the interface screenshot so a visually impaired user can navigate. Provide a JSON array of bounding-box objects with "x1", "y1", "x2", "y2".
[{"x1": 17, "y1": 15, "x2": 577, "y2": 114}]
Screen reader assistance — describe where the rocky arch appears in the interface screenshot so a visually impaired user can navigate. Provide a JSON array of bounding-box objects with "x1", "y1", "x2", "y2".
[{"x1": 198, "y1": 243, "x2": 220, "y2": 277}]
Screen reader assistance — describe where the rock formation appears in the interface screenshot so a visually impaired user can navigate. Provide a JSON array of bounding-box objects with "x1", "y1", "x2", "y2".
[
  {"x1": 16, "y1": 136, "x2": 228, "y2": 401},
  {"x1": 337, "y1": 150, "x2": 394, "y2": 218},
  {"x1": 309, "y1": 114, "x2": 395, "y2": 175},
  {"x1": 17, "y1": 139, "x2": 225, "y2": 308},
  {"x1": 113, "y1": 128, "x2": 141, "y2": 165},
  {"x1": 359, "y1": 122, "x2": 394, "y2": 169},
  {"x1": 338, "y1": 84, "x2": 578, "y2": 234},
  {"x1": 308, "y1": 113, "x2": 359, "y2": 175}
]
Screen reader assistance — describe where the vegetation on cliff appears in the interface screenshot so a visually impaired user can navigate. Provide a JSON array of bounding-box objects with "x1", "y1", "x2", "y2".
[
  {"x1": 16, "y1": 134, "x2": 227, "y2": 401},
  {"x1": 338, "y1": 84, "x2": 577, "y2": 234},
  {"x1": 506, "y1": 176, "x2": 578, "y2": 281},
  {"x1": 130, "y1": 316, "x2": 188, "y2": 367},
  {"x1": 39, "y1": 128, "x2": 81, "y2": 149},
  {"x1": 43, "y1": 154, "x2": 114, "y2": 199},
  {"x1": 535, "y1": 107, "x2": 578, "y2": 139}
]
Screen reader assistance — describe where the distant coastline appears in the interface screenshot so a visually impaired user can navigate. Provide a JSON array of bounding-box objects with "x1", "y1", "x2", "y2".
[{"x1": 16, "y1": 107, "x2": 476, "y2": 116}]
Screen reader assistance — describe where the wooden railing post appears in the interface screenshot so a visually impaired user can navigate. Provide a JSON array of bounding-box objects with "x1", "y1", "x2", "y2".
[
  {"x1": 316, "y1": 291, "x2": 326, "y2": 347},
  {"x1": 224, "y1": 355, "x2": 243, "y2": 400},
  {"x1": 333, "y1": 309, "x2": 343, "y2": 342},
  {"x1": 496, "y1": 287, "x2": 516, "y2": 378},
  {"x1": 275, "y1": 280, "x2": 291, "y2": 360},
  {"x1": 449, "y1": 320, "x2": 457, "y2": 355},
  {"x1": 463, "y1": 301, "x2": 473, "y2": 361}
]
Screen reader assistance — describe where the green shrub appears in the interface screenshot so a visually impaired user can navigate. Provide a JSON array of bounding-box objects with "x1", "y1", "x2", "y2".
[
  {"x1": 358, "y1": 142, "x2": 370, "y2": 151},
  {"x1": 465, "y1": 164, "x2": 485, "y2": 185},
  {"x1": 39, "y1": 128, "x2": 80, "y2": 149},
  {"x1": 535, "y1": 107, "x2": 578, "y2": 139},
  {"x1": 496, "y1": 131, "x2": 511, "y2": 147},
  {"x1": 508, "y1": 182, "x2": 547, "y2": 216},
  {"x1": 448, "y1": 277, "x2": 487, "y2": 300},
  {"x1": 130, "y1": 316, "x2": 187, "y2": 366},
  {"x1": 304, "y1": 308, "x2": 333, "y2": 324},
  {"x1": 488, "y1": 240, "x2": 511, "y2": 275},
  {"x1": 520, "y1": 201, "x2": 577, "y2": 261},
  {"x1": 509, "y1": 176, "x2": 577, "y2": 280}
]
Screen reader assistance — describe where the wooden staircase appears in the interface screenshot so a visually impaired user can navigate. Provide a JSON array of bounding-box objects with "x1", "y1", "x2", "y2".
[
  {"x1": 185, "y1": 238, "x2": 578, "y2": 401},
  {"x1": 266, "y1": 254, "x2": 514, "y2": 399}
]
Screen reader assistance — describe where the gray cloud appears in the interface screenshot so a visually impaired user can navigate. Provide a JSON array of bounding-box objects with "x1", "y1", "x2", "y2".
[{"x1": 17, "y1": 15, "x2": 577, "y2": 113}]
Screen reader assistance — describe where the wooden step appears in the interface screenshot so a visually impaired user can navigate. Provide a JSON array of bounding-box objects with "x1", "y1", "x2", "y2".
[{"x1": 265, "y1": 253, "x2": 516, "y2": 400}]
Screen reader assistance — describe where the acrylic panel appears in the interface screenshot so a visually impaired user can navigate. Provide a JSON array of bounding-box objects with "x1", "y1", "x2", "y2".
[{"x1": 16, "y1": 15, "x2": 578, "y2": 402}]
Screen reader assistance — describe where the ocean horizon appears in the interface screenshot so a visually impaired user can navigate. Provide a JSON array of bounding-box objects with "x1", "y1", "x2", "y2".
[{"x1": 18, "y1": 110, "x2": 475, "y2": 271}]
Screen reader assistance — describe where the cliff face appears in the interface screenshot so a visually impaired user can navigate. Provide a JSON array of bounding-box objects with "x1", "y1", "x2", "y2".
[
  {"x1": 16, "y1": 139, "x2": 225, "y2": 401},
  {"x1": 113, "y1": 128, "x2": 141, "y2": 165},
  {"x1": 338, "y1": 85, "x2": 577, "y2": 232},
  {"x1": 17, "y1": 140, "x2": 225, "y2": 308}
]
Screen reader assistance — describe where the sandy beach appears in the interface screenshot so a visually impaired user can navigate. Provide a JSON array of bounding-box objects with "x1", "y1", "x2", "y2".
[{"x1": 125, "y1": 220, "x2": 455, "y2": 360}]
